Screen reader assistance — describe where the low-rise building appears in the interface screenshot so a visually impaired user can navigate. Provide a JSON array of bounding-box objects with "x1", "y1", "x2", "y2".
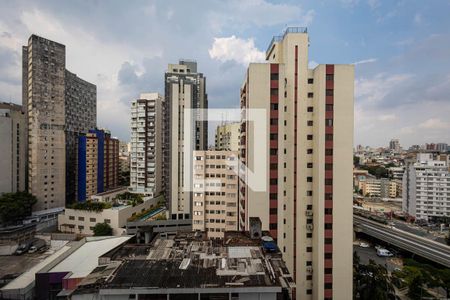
[
  {"x1": 57, "y1": 197, "x2": 161, "y2": 235},
  {"x1": 68, "y1": 231, "x2": 295, "y2": 300},
  {"x1": 192, "y1": 151, "x2": 239, "y2": 238}
]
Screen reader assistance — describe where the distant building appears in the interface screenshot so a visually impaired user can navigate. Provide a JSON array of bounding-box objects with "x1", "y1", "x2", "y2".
[
  {"x1": 129, "y1": 93, "x2": 164, "y2": 197},
  {"x1": 389, "y1": 138, "x2": 401, "y2": 152},
  {"x1": 77, "y1": 129, "x2": 119, "y2": 202},
  {"x1": 165, "y1": 60, "x2": 208, "y2": 220},
  {"x1": 436, "y1": 143, "x2": 448, "y2": 153},
  {"x1": 67, "y1": 231, "x2": 295, "y2": 300},
  {"x1": 389, "y1": 166, "x2": 405, "y2": 181},
  {"x1": 215, "y1": 122, "x2": 240, "y2": 151},
  {"x1": 23, "y1": 34, "x2": 96, "y2": 211},
  {"x1": 403, "y1": 153, "x2": 450, "y2": 220},
  {"x1": 0, "y1": 102, "x2": 27, "y2": 194},
  {"x1": 192, "y1": 151, "x2": 239, "y2": 238}
]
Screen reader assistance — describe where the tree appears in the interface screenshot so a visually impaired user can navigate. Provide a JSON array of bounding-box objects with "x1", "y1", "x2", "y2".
[
  {"x1": 93, "y1": 222, "x2": 113, "y2": 236},
  {"x1": 0, "y1": 192, "x2": 37, "y2": 225},
  {"x1": 354, "y1": 259, "x2": 394, "y2": 300}
]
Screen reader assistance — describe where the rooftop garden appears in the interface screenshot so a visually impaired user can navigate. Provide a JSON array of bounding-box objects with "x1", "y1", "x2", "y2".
[{"x1": 70, "y1": 201, "x2": 112, "y2": 212}]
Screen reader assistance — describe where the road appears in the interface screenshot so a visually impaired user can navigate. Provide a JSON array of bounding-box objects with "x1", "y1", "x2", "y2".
[
  {"x1": 354, "y1": 215, "x2": 450, "y2": 268},
  {"x1": 354, "y1": 245, "x2": 401, "y2": 272}
]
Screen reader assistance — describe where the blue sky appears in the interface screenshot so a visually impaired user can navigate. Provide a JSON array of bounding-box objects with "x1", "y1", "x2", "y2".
[{"x1": 0, "y1": 0, "x2": 449, "y2": 147}]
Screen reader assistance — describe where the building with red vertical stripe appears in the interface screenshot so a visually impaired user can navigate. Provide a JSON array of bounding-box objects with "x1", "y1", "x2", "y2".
[{"x1": 239, "y1": 27, "x2": 354, "y2": 300}]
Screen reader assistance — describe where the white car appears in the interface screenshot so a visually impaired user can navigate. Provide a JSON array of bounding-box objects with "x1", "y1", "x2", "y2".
[
  {"x1": 377, "y1": 248, "x2": 393, "y2": 257},
  {"x1": 359, "y1": 242, "x2": 370, "y2": 248}
]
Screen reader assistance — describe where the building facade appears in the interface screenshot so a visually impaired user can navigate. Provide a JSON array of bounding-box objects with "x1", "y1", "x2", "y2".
[
  {"x1": 403, "y1": 153, "x2": 450, "y2": 220},
  {"x1": 389, "y1": 139, "x2": 401, "y2": 152},
  {"x1": 129, "y1": 93, "x2": 164, "y2": 197},
  {"x1": 191, "y1": 151, "x2": 239, "y2": 238},
  {"x1": 77, "y1": 129, "x2": 119, "y2": 202},
  {"x1": 164, "y1": 60, "x2": 208, "y2": 220},
  {"x1": 23, "y1": 34, "x2": 96, "y2": 211},
  {"x1": 215, "y1": 122, "x2": 240, "y2": 151},
  {"x1": 0, "y1": 102, "x2": 27, "y2": 194},
  {"x1": 239, "y1": 28, "x2": 354, "y2": 300}
]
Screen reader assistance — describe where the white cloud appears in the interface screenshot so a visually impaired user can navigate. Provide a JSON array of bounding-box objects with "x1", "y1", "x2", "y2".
[
  {"x1": 340, "y1": 0, "x2": 359, "y2": 7},
  {"x1": 355, "y1": 73, "x2": 412, "y2": 104},
  {"x1": 367, "y1": 0, "x2": 380, "y2": 10},
  {"x1": 418, "y1": 118, "x2": 450, "y2": 129},
  {"x1": 209, "y1": 36, "x2": 265, "y2": 66},
  {"x1": 308, "y1": 61, "x2": 319, "y2": 69},
  {"x1": 353, "y1": 58, "x2": 377, "y2": 65},
  {"x1": 378, "y1": 114, "x2": 396, "y2": 121}
]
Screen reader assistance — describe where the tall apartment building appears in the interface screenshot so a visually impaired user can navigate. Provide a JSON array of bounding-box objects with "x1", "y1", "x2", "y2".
[
  {"x1": 65, "y1": 71, "x2": 97, "y2": 202},
  {"x1": 23, "y1": 34, "x2": 96, "y2": 211},
  {"x1": 215, "y1": 122, "x2": 240, "y2": 151},
  {"x1": 164, "y1": 60, "x2": 208, "y2": 220},
  {"x1": 403, "y1": 153, "x2": 450, "y2": 220},
  {"x1": 389, "y1": 138, "x2": 401, "y2": 152},
  {"x1": 129, "y1": 93, "x2": 164, "y2": 197},
  {"x1": 192, "y1": 151, "x2": 239, "y2": 238},
  {"x1": 0, "y1": 102, "x2": 27, "y2": 194},
  {"x1": 239, "y1": 28, "x2": 354, "y2": 299},
  {"x1": 77, "y1": 129, "x2": 119, "y2": 202}
]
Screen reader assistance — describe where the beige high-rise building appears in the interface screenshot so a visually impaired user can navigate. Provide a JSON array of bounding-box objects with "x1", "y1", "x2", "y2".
[
  {"x1": 129, "y1": 93, "x2": 164, "y2": 197},
  {"x1": 164, "y1": 60, "x2": 208, "y2": 220},
  {"x1": 192, "y1": 151, "x2": 239, "y2": 238},
  {"x1": 239, "y1": 27, "x2": 354, "y2": 300},
  {"x1": 215, "y1": 122, "x2": 240, "y2": 151},
  {"x1": 0, "y1": 102, "x2": 27, "y2": 194}
]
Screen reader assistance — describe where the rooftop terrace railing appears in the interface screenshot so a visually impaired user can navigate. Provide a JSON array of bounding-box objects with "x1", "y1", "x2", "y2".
[{"x1": 266, "y1": 27, "x2": 308, "y2": 56}]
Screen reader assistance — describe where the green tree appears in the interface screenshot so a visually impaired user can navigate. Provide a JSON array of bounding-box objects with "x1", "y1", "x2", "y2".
[
  {"x1": 0, "y1": 192, "x2": 37, "y2": 225},
  {"x1": 93, "y1": 222, "x2": 113, "y2": 236},
  {"x1": 355, "y1": 259, "x2": 394, "y2": 300}
]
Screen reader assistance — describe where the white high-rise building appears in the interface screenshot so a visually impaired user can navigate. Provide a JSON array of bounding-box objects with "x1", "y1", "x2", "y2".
[
  {"x1": 215, "y1": 122, "x2": 240, "y2": 151},
  {"x1": 129, "y1": 93, "x2": 164, "y2": 197},
  {"x1": 403, "y1": 153, "x2": 450, "y2": 220},
  {"x1": 239, "y1": 27, "x2": 354, "y2": 300}
]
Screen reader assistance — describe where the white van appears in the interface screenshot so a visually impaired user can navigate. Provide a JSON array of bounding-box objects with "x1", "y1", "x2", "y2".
[{"x1": 377, "y1": 248, "x2": 393, "y2": 257}]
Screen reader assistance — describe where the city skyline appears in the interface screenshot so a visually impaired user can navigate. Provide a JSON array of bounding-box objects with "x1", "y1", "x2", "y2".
[{"x1": 0, "y1": 1, "x2": 449, "y2": 147}]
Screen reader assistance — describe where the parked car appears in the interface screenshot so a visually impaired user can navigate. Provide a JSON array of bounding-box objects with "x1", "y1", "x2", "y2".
[
  {"x1": 377, "y1": 248, "x2": 393, "y2": 257},
  {"x1": 359, "y1": 242, "x2": 370, "y2": 248},
  {"x1": 28, "y1": 239, "x2": 46, "y2": 253},
  {"x1": 15, "y1": 242, "x2": 31, "y2": 255}
]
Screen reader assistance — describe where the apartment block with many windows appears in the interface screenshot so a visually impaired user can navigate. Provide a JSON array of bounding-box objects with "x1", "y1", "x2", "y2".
[
  {"x1": 192, "y1": 151, "x2": 239, "y2": 238},
  {"x1": 129, "y1": 93, "x2": 164, "y2": 198},
  {"x1": 215, "y1": 122, "x2": 240, "y2": 152},
  {"x1": 403, "y1": 153, "x2": 450, "y2": 220},
  {"x1": 239, "y1": 27, "x2": 354, "y2": 300}
]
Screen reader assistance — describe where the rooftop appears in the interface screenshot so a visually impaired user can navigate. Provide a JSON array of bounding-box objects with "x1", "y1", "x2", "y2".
[
  {"x1": 266, "y1": 26, "x2": 308, "y2": 57},
  {"x1": 73, "y1": 231, "x2": 294, "y2": 295}
]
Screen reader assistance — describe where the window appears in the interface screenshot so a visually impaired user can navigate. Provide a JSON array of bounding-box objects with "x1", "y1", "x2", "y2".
[
  {"x1": 307, "y1": 162, "x2": 313, "y2": 168},
  {"x1": 307, "y1": 289, "x2": 312, "y2": 295},
  {"x1": 325, "y1": 149, "x2": 333, "y2": 156},
  {"x1": 270, "y1": 193, "x2": 277, "y2": 200},
  {"x1": 270, "y1": 208, "x2": 277, "y2": 214},
  {"x1": 325, "y1": 238, "x2": 333, "y2": 244},
  {"x1": 308, "y1": 92, "x2": 314, "y2": 98},
  {"x1": 270, "y1": 133, "x2": 278, "y2": 140},
  {"x1": 270, "y1": 178, "x2": 278, "y2": 185},
  {"x1": 269, "y1": 223, "x2": 278, "y2": 229},
  {"x1": 78, "y1": 217, "x2": 84, "y2": 221},
  {"x1": 307, "y1": 120, "x2": 313, "y2": 126},
  {"x1": 308, "y1": 78, "x2": 314, "y2": 84},
  {"x1": 69, "y1": 216, "x2": 75, "y2": 220},
  {"x1": 270, "y1": 149, "x2": 278, "y2": 155},
  {"x1": 325, "y1": 193, "x2": 333, "y2": 200},
  {"x1": 307, "y1": 191, "x2": 313, "y2": 196},
  {"x1": 325, "y1": 163, "x2": 333, "y2": 170},
  {"x1": 270, "y1": 73, "x2": 279, "y2": 80},
  {"x1": 326, "y1": 74, "x2": 334, "y2": 81},
  {"x1": 306, "y1": 261, "x2": 312, "y2": 266},
  {"x1": 89, "y1": 218, "x2": 96, "y2": 222},
  {"x1": 270, "y1": 88, "x2": 278, "y2": 96},
  {"x1": 307, "y1": 135, "x2": 313, "y2": 140},
  {"x1": 325, "y1": 208, "x2": 333, "y2": 215},
  {"x1": 325, "y1": 119, "x2": 333, "y2": 126},
  {"x1": 326, "y1": 104, "x2": 333, "y2": 111},
  {"x1": 307, "y1": 247, "x2": 313, "y2": 252},
  {"x1": 104, "y1": 219, "x2": 111, "y2": 224},
  {"x1": 270, "y1": 103, "x2": 278, "y2": 110},
  {"x1": 325, "y1": 178, "x2": 333, "y2": 185},
  {"x1": 326, "y1": 89, "x2": 334, "y2": 96},
  {"x1": 324, "y1": 283, "x2": 333, "y2": 289},
  {"x1": 307, "y1": 176, "x2": 313, "y2": 182},
  {"x1": 270, "y1": 118, "x2": 278, "y2": 125},
  {"x1": 307, "y1": 106, "x2": 314, "y2": 112},
  {"x1": 307, "y1": 232, "x2": 313, "y2": 238},
  {"x1": 325, "y1": 134, "x2": 333, "y2": 141},
  {"x1": 307, "y1": 148, "x2": 313, "y2": 154},
  {"x1": 325, "y1": 253, "x2": 333, "y2": 259},
  {"x1": 325, "y1": 223, "x2": 333, "y2": 229},
  {"x1": 325, "y1": 268, "x2": 333, "y2": 274},
  {"x1": 270, "y1": 163, "x2": 278, "y2": 170}
]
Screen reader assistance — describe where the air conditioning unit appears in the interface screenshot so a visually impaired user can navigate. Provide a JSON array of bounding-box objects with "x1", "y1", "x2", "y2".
[
  {"x1": 306, "y1": 224, "x2": 314, "y2": 231},
  {"x1": 306, "y1": 266, "x2": 313, "y2": 273},
  {"x1": 305, "y1": 210, "x2": 313, "y2": 216}
]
